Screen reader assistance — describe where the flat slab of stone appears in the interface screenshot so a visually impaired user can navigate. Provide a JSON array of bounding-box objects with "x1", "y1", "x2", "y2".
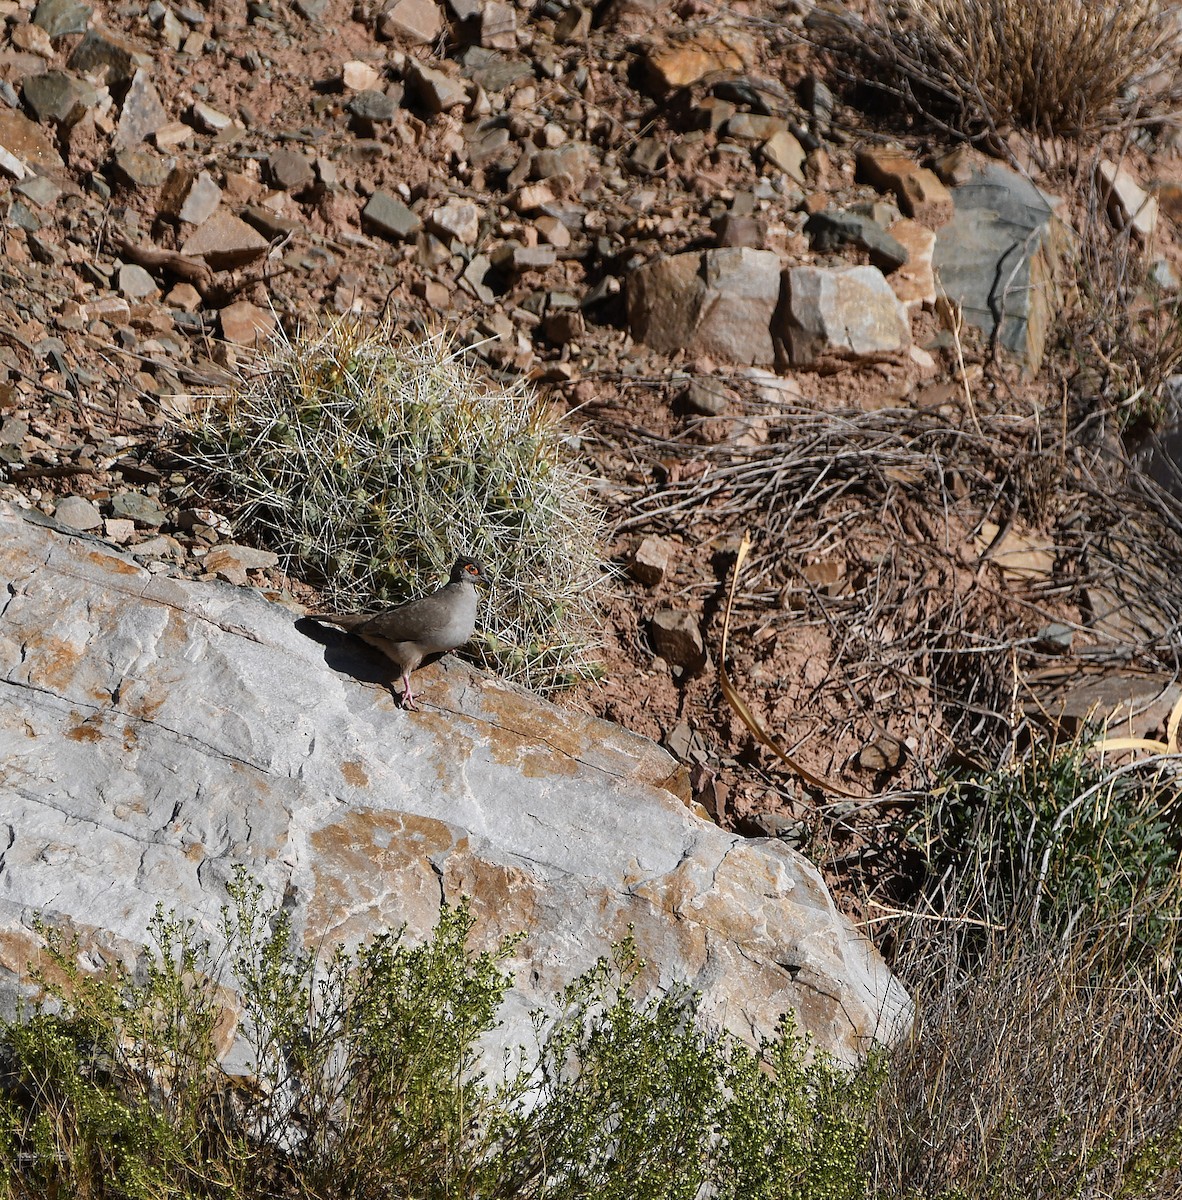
[
  {"x1": 181, "y1": 209, "x2": 269, "y2": 269},
  {"x1": 0, "y1": 503, "x2": 911, "y2": 1069},
  {"x1": 932, "y1": 162, "x2": 1067, "y2": 374}
]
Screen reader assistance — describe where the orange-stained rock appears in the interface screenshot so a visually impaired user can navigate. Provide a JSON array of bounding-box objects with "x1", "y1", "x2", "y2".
[{"x1": 0, "y1": 501, "x2": 911, "y2": 1069}]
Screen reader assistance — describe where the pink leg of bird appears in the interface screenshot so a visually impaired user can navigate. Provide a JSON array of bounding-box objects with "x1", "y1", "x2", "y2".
[{"x1": 401, "y1": 671, "x2": 418, "y2": 710}]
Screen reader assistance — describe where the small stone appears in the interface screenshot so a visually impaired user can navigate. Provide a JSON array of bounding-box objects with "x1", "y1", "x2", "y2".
[
  {"x1": 631, "y1": 536, "x2": 673, "y2": 585},
  {"x1": 68, "y1": 27, "x2": 151, "y2": 89},
  {"x1": 461, "y1": 253, "x2": 494, "y2": 302},
  {"x1": 102, "y1": 517, "x2": 136, "y2": 544},
  {"x1": 342, "y1": 61, "x2": 380, "y2": 93},
  {"x1": 508, "y1": 244, "x2": 556, "y2": 271},
  {"x1": 428, "y1": 198, "x2": 480, "y2": 245},
  {"x1": 405, "y1": 59, "x2": 468, "y2": 112},
  {"x1": 114, "y1": 68, "x2": 168, "y2": 149},
  {"x1": 761, "y1": 129, "x2": 806, "y2": 182},
  {"x1": 33, "y1": 0, "x2": 93, "y2": 38},
  {"x1": 82, "y1": 295, "x2": 132, "y2": 323},
  {"x1": 54, "y1": 495, "x2": 102, "y2": 531},
  {"x1": 362, "y1": 189, "x2": 422, "y2": 240},
  {"x1": 1097, "y1": 160, "x2": 1157, "y2": 241},
  {"x1": 166, "y1": 281, "x2": 203, "y2": 310},
  {"x1": 480, "y1": 0, "x2": 516, "y2": 49},
  {"x1": 109, "y1": 490, "x2": 168, "y2": 528},
  {"x1": 153, "y1": 121, "x2": 193, "y2": 149},
  {"x1": 118, "y1": 263, "x2": 159, "y2": 299},
  {"x1": 378, "y1": 0, "x2": 443, "y2": 43},
  {"x1": 219, "y1": 300, "x2": 278, "y2": 346},
  {"x1": 181, "y1": 209, "x2": 269, "y2": 269},
  {"x1": 113, "y1": 144, "x2": 174, "y2": 187},
  {"x1": 268, "y1": 149, "x2": 315, "y2": 192},
  {"x1": 511, "y1": 181, "x2": 556, "y2": 213},
  {"x1": 12, "y1": 19, "x2": 55, "y2": 56},
  {"x1": 203, "y1": 543, "x2": 279, "y2": 584},
  {"x1": 176, "y1": 170, "x2": 222, "y2": 224},
  {"x1": 190, "y1": 99, "x2": 232, "y2": 132},
  {"x1": 348, "y1": 89, "x2": 399, "y2": 123},
  {"x1": 684, "y1": 378, "x2": 731, "y2": 415},
  {"x1": 22, "y1": 70, "x2": 100, "y2": 127},
  {"x1": 651, "y1": 609, "x2": 706, "y2": 670}
]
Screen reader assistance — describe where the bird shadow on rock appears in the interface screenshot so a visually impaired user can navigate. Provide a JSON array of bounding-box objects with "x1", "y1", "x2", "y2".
[{"x1": 294, "y1": 617, "x2": 396, "y2": 691}]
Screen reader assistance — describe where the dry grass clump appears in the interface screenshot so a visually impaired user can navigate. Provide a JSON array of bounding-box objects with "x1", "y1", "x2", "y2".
[
  {"x1": 866, "y1": 923, "x2": 1182, "y2": 1196},
  {"x1": 865, "y1": 741, "x2": 1182, "y2": 1196},
  {"x1": 174, "y1": 319, "x2": 604, "y2": 690},
  {"x1": 822, "y1": 0, "x2": 1176, "y2": 140}
]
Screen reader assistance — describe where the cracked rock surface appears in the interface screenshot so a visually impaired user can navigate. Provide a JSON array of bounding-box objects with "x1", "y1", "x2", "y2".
[{"x1": 0, "y1": 501, "x2": 911, "y2": 1064}]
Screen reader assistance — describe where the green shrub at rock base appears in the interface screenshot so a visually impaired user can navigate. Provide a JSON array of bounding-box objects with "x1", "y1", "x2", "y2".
[
  {"x1": 175, "y1": 319, "x2": 605, "y2": 691},
  {"x1": 0, "y1": 871, "x2": 880, "y2": 1200}
]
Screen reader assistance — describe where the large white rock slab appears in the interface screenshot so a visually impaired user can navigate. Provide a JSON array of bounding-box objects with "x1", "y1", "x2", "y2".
[{"x1": 0, "y1": 503, "x2": 911, "y2": 1065}]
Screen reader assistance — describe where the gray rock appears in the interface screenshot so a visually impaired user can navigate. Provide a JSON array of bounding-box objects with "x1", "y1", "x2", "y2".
[
  {"x1": 0, "y1": 503, "x2": 912, "y2": 1071},
  {"x1": 628, "y1": 247, "x2": 781, "y2": 366},
  {"x1": 778, "y1": 264, "x2": 911, "y2": 366},
  {"x1": 68, "y1": 27, "x2": 151, "y2": 89},
  {"x1": 0, "y1": 416, "x2": 29, "y2": 444},
  {"x1": 932, "y1": 161, "x2": 1066, "y2": 374},
  {"x1": 13, "y1": 175, "x2": 61, "y2": 208},
  {"x1": 53, "y1": 495, "x2": 102, "y2": 530},
  {"x1": 109, "y1": 490, "x2": 168, "y2": 527},
  {"x1": 33, "y1": 0, "x2": 92, "y2": 38},
  {"x1": 113, "y1": 68, "x2": 168, "y2": 149},
  {"x1": 113, "y1": 144, "x2": 174, "y2": 187},
  {"x1": 177, "y1": 170, "x2": 222, "y2": 225},
  {"x1": 118, "y1": 263, "x2": 159, "y2": 299},
  {"x1": 22, "y1": 71, "x2": 100, "y2": 127},
  {"x1": 362, "y1": 189, "x2": 422, "y2": 240},
  {"x1": 805, "y1": 209, "x2": 909, "y2": 273},
  {"x1": 268, "y1": 148, "x2": 315, "y2": 192},
  {"x1": 348, "y1": 89, "x2": 399, "y2": 123}
]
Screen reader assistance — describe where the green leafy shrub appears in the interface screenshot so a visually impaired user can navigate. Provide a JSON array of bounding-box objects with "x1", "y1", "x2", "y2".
[
  {"x1": 175, "y1": 319, "x2": 604, "y2": 689},
  {"x1": 913, "y1": 742, "x2": 1182, "y2": 973},
  {"x1": 0, "y1": 872, "x2": 881, "y2": 1200}
]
